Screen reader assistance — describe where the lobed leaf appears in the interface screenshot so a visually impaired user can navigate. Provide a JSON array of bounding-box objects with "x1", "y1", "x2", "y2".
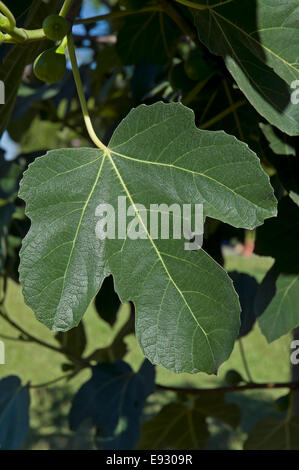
[
  {"x1": 69, "y1": 360, "x2": 155, "y2": 450},
  {"x1": 19, "y1": 102, "x2": 276, "y2": 373}
]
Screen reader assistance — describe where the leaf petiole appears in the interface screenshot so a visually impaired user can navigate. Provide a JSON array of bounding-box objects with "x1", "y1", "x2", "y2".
[
  {"x1": 60, "y1": 0, "x2": 73, "y2": 18},
  {"x1": 67, "y1": 33, "x2": 108, "y2": 153}
]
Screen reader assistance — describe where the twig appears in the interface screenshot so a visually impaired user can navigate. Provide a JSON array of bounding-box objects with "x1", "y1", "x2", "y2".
[
  {"x1": 199, "y1": 99, "x2": 246, "y2": 129},
  {"x1": 30, "y1": 372, "x2": 74, "y2": 389},
  {"x1": 156, "y1": 381, "x2": 299, "y2": 395},
  {"x1": 159, "y1": 0, "x2": 197, "y2": 41},
  {"x1": 74, "y1": 5, "x2": 162, "y2": 25}
]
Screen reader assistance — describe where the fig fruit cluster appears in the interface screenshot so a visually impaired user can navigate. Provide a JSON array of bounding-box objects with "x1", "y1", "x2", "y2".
[{"x1": 33, "y1": 14, "x2": 69, "y2": 84}]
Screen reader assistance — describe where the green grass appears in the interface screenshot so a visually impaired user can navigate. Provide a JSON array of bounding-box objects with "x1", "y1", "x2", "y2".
[{"x1": 0, "y1": 253, "x2": 293, "y2": 449}]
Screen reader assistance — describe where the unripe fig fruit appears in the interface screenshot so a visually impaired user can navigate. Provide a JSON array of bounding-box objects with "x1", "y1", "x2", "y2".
[
  {"x1": 33, "y1": 48, "x2": 66, "y2": 83},
  {"x1": 225, "y1": 369, "x2": 243, "y2": 386},
  {"x1": 42, "y1": 14, "x2": 69, "y2": 41}
]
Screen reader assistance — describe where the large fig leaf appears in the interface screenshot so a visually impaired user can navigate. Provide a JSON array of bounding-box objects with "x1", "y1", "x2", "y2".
[{"x1": 19, "y1": 102, "x2": 276, "y2": 374}]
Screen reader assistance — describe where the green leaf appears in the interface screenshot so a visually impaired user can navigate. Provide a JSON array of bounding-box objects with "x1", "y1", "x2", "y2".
[
  {"x1": 0, "y1": 156, "x2": 23, "y2": 200},
  {"x1": 192, "y1": 393, "x2": 240, "y2": 428},
  {"x1": 229, "y1": 271, "x2": 258, "y2": 338},
  {"x1": 19, "y1": 102, "x2": 276, "y2": 374},
  {"x1": 0, "y1": 203, "x2": 15, "y2": 272},
  {"x1": 255, "y1": 196, "x2": 299, "y2": 273},
  {"x1": 260, "y1": 124, "x2": 296, "y2": 157},
  {"x1": 244, "y1": 417, "x2": 299, "y2": 450},
  {"x1": 259, "y1": 273, "x2": 299, "y2": 342},
  {"x1": 264, "y1": 151, "x2": 299, "y2": 197},
  {"x1": 0, "y1": 44, "x2": 41, "y2": 138},
  {"x1": 88, "y1": 307, "x2": 135, "y2": 363},
  {"x1": 69, "y1": 360, "x2": 155, "y2": 450},
  {"x1": 0, "y1": 1, "x2": 61, "y2": 137},
  {"x1": 255, "y1": 264, "x2": 279, "y2": 319},
  {"x1": 290, "y1": 191, "x2": 299, "y2": 207},
  {"x1": 138, "y1": 393, "x2": 240, "y2": 450},
  {"x1": 0, "y1": 376, "x2": 30, "y2": 450},
  {"x1": 195, "y1": 0, "x2": 299, "y2": 135},
  {"x1": 116, "y1": 11, "x2": 180, "y2": 65},
  {"x1": 138, "y1": 402, "x2": 209, "y2": 450}
]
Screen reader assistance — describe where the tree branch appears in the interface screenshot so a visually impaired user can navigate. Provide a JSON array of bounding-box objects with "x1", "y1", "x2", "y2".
[{"x1": 156, "y1": 381, "x2": 299, "y2": 395}]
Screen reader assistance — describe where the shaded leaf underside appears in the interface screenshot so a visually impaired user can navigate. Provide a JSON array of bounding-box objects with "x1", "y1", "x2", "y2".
[{"x1": 195, "y1": 0, "x2": 299, "y2": 135}]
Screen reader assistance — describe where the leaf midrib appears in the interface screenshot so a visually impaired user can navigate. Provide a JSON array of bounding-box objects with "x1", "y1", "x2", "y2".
[
  {"x1": 107, "y1": 151, "x2": 217, "y2": 370},
  {"x1": 52, "y1": 152, "x2": 106, "y2": 328},
  {"x1": 48, "y1": 148, "x2": 216, "y2": 369}
]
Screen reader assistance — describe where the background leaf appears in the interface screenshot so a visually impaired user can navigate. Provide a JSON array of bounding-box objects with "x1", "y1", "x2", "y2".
[
  {"x1": 244, "y1": 417, "x2": 299, "y2": 450},
  {"x1": 69, "y1": 359, "x2": 155, "y2": 450},
  {"x1": 195, "y1": 0, "x2": 299, "y2": 135},
  {"x1": 116, "y1": 11, "x2": 180, "y2": 65},
  {"x1": 260, "y1": 123, "x2": 296, "y2": 157},
  {"x1": 255, "y1": 196, "x2": 299, "y2": 273},
  {"x1": 258, "y1": 273, "x2": 299, "y2": 342},
  {"x1": 55, "y1": 321, "x2": 87, "y2": 361},
  {"x1": 138, "y1": 402, "x2": 209, "y2": 450},
  {"x1": 229, "y1": 271, "x2": 259, "y2": 338},
  {"x1": 138, "y1": 392, "x2": 240, "y2": 450},
  {"x1": 0, "y1": 376, "x2": 30, "y2": 450},
  {"x1": 0, "y1": 203, "x2": 15, "y2": 272},
  {"x1": 0, "y1": 0, "x2": 61, "y2": 137}
]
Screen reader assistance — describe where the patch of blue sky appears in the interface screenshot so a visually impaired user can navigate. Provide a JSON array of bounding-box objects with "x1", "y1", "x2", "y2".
[
  {"x1": 72, "y1": 1, "x2": 110, "y2": 37},
  {"x1": 0, "y1": 132, "x2": 21, "y2": 161},
  {"x1": 67, "y1": 1, "x2": 110, "y2": 69}
]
